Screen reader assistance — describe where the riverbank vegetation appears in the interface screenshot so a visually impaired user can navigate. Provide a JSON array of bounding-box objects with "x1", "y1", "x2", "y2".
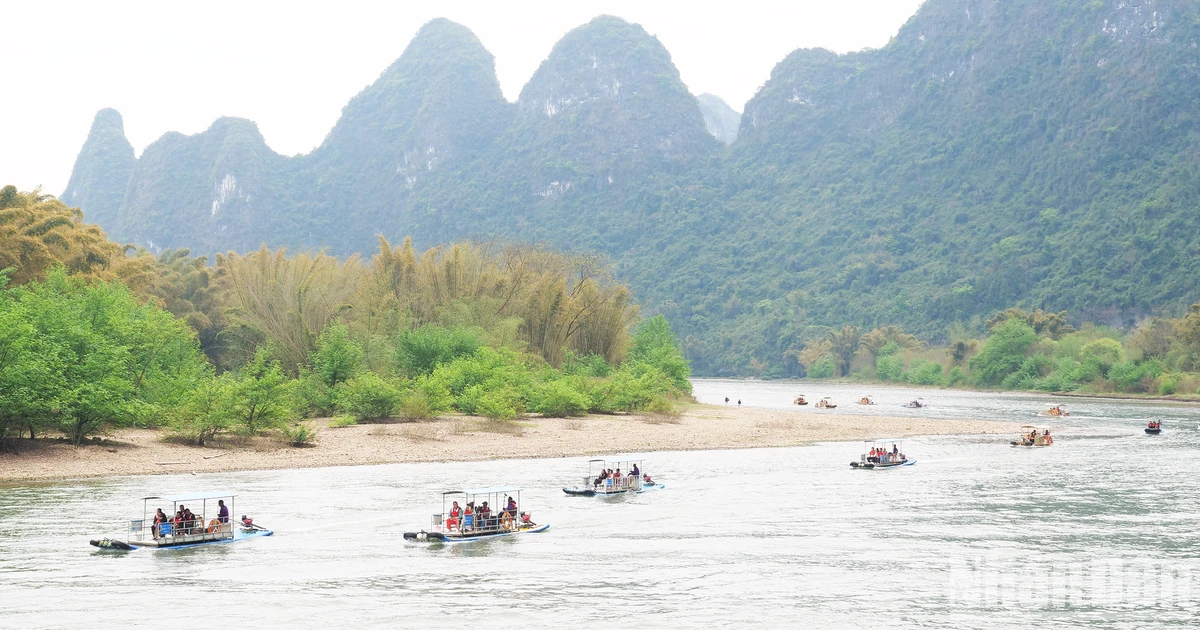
[
  {"x1": 0, "y1": 187, "x2": 691, "y2": 448},
  {"x1": 795, "y1": 307, "x2": 1200, "y2": 397}
]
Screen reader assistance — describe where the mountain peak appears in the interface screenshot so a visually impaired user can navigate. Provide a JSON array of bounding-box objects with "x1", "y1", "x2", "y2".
[
  {"x1": 516, "y1": 15, "x2": 715, "y2": 169},
  {"x1": 61, "y1": 108, "x2": 136, "y2": 227}
]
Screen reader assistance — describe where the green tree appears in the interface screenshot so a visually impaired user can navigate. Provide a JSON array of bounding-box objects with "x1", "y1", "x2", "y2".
[
  {"x1": 232, "y1": 350, "x2": 294, "y2": 435},
  {"x1": 170, "y1": 374, "x2": 236, "y2": 445},
  {"x1": 970, "y1": 319, "x2": 1037, "y2": 387},
  {"x1": 627, "y1": 315, "x2": 691, "y2": 392},
  {"x1": 312, "y1": 321, "x2": 362, "y2": 389}
]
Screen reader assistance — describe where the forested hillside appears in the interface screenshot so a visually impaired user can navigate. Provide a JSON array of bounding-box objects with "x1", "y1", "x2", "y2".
[{"x1": 64, "y1": 0, "x2": 1200, "y2": 376}]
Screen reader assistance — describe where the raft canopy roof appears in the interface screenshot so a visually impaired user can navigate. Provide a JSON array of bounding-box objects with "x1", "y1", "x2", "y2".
[
  {"x1": 141, "y1": 491, "x2": 235, "y2": 502},
  {"x1": 447, "y1": 486, "x2": 522, "y2": 496}
]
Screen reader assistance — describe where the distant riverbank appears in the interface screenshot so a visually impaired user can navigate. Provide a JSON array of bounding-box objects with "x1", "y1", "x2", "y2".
[{"x1": 0, "y1": 405, "x2": 1018, "y2": 483}]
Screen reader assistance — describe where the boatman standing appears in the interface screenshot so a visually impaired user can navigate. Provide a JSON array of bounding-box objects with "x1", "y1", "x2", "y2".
[{"x1": 217, "y1": 499, "x2": 230, "y2": 523}]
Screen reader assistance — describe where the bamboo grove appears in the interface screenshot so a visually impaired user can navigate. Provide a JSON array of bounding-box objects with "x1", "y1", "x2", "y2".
[{"x1": 0, "y1": 187, "x2": 690, "y2": 447}]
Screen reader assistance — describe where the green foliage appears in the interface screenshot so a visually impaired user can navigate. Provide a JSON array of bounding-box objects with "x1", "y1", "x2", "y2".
[
  {"x1": 876, "y1": 354, "x2": 904, "y2": 381},
  {"x1": 231, "y1": 349, "x2": 295, "y2": 435},
  {"x1": 169, "y1": 374, "x2": 236, "y2": 446},
  {"x1": 328, "y1": 415, "x2": 358, "y2": 428},
  {"x1": 337, "y1": 372, "x2": 401, "y2": 421},
  {"x1": 529, "y1": 379, "x2": 591, "y2": 417},
  {"x1": 806, "y1": 356, "x2": 836, "y2": 379},
  {"x1": 906, "y1": 360, "x2": 944, "y2": 386},
  {"x1": 312, "y1": 322, "x2": 362, "y2": 389},
  {"x1": 397, "y1": 325, "x2": 484, "y2": 376},
  {"x1": 0, "y1": 268, "x2": 206, "y2": 444},
  {"x1": 627, "y1": 316, "x2": 691, "y2": 392},
  {"x1": 280, "y1": 421, "x2": 319, "y2": 447},
  {"x1": 970, "y1": 319, "x2": 1037, "y2": 387}
]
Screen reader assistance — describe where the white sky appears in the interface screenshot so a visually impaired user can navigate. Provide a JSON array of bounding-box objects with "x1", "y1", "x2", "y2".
[{"x1": 2, "y1": 0, "x2": 924, "y2": 195}]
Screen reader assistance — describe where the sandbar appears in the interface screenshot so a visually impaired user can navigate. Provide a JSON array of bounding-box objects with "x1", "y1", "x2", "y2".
[{"x1": 0, "y1": 405, "x2": 1022, "y2": 484}]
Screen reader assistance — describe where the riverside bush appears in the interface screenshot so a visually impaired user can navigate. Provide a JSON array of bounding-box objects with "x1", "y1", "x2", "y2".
[
  {"x1": 529, "y1": 379, "x2": 591, "y2": 417},
  {"x1": 336, "y1": 372, "x2": 401, "y2": 421}
]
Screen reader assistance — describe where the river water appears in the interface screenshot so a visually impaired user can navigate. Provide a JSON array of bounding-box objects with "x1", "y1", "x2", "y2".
[{"x1": 2, "y1": 379, "x2": 1198, "y2": 628}]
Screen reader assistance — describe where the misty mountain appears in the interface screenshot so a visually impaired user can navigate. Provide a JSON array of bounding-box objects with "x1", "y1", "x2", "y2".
[{"x1": 63, "y1": 1, "x2": 1200, "y2": 375}]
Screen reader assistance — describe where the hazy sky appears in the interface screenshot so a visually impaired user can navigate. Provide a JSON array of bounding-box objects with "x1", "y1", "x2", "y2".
[{"x1": 2, "y1": 0, "x2": 924, "y2": 194}]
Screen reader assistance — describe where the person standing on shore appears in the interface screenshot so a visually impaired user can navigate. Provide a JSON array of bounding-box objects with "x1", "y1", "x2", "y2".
[
  {"x1": 725, "y1": 397, "x2": 730, "y2": 405},
  {"x1": 738, "y1": 399, "x2": 742, "y2": 407}
]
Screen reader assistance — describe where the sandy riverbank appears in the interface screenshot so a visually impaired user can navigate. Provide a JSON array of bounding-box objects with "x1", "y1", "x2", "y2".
[{"x1": 0, "y1": 405, "x2": 1021, "y2": 483}]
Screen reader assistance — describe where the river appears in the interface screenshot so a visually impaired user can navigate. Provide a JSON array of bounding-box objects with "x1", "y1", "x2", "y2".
[{"x1": 2, "y1": 379, "x2": 1198, "y2": 627}]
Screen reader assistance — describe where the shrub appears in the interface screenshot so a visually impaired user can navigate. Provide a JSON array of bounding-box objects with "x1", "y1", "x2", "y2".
[
  {"x1": 311, "y1": 322, "x2": 362, "y2": 389},
  {"x1": 561, "y1": 350, "x2": 613, "y2": 378},
  {"x1": 628, "y1": 316, "x2": 691, "y2": 392},
  {"x1": 328, "y1": 415, "x2": 357, "y2": 428},
  {"x1": 1159, "y1": 377, "x2": 1177, "y2": 396},
  {"x1": 169, "y1": 374, "x2": 236, "y2": 446},
  {"x1": 946, "y1": 366, "x2": 967, "y2": 386},
  {"x1": 280, "y1": 421, "x2": 318, "y2": 447},
  {"x1": 530, "y1": 379, "x2": 591, "y2": 417},
  {"x1": 476, "y1": 387, "x2": 523, "y2": 420},
  {"x1": 1108, "y1": 360, "x2": 1162, "y2": 392},
  {"x1": 971, "y1": 319, "x2": 1038, "y2": 386},
  {"x1": 907, "y1": 360, "x2": 945, "y2": 386},
  {"x1": 336, "y1": 372, "x2": 401, "y2": 421},
  {"x1": 876, "y1": 354, "x2": 904, "y2": 381},
  {"x1": 397, "y1": 326, "x2": 483, "y2": 376},
  {"x1": 293, "y1": 369, "x2": 337, "y2": 417},
  {"x1": 1001, "y1": 355, "x2": 1051, "y2": 390},
  {"x1": 807, "y1": 356, "x2": 836, "y2": 379},
  {"x1": 397, "y1": 388, "x2": 438, "y2": 420},
  {"x1": 232, "y1": 350, "x2": 296, "y2": 435}
]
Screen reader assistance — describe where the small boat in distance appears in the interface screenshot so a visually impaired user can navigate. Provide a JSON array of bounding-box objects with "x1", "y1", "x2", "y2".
[
  {"x1": 1012, "y1": 425, "x2": 1054, "y2": 447},
  {"x1": 1146, "y1": 421, "x2": 1163, "y2": 435},
  {"x1": 89, "y1": 491, "x2": 271, "y2": 551},
  {"x1": 563, "y1": 458, "x2": 664, "y2": 496},
  {"x1": 815, "y1": 397, "x2": 837, "y2": 409},
  {"x1": 1041, "y1": 405, "x2": 1070, "y2": 417},
  {"x1": 857, "y1": 396, "x2": 876, "y2": 405},
  {"x1": 851, "y1": 438, "x2": 915, "y2": 469},
  {"x1": 902, "y1": 399, "x2": 925, "y2": 409},
  {"x1": 794, "y1": 395, "x2": 808, "y2": 405},
  {"x1": 404, "y1": 487, "x2": 547, "y2": 543}
]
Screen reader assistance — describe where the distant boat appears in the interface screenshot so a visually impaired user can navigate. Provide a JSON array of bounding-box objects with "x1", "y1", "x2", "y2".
[
  {"x1": 794, "y1": 395, "x2": 808, "y2": 405},
  {"x1": 815, "y1": 397, "x2": 837, "y2": 409},
  {"x1": 1039, "y1": 405, "x2": 1070, "y2": 417},
  {"x1": 1012, "y1": 425, "x2": 1055, "y2": 447},
  {"x1": 902, "y1": 399, "x2": 925, "y2": 409},
  {"x1": 850, "y1": 438, "x2": 916, "y2": 469},
  {"x1": 563, "y1": 458, "x2": 664, "y2": 496},
  {"x1": 404, "y1": 486, "x2": 547, "y2": 543},
  {"x1": 857, "y1": 396, "x2": 876, "y2": 405},
  {"x1": 89, "y1": 491, "x2": 272, "y2": 551},
  {"x1": 1145, "y1": 421, "x2": 1163, "y2": 435}
]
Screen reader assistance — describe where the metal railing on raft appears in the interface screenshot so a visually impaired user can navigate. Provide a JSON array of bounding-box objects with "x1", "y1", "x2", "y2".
[
  {"x1": 130, "y1": 518, "x2": 235, "y2": 542},
  {"x1": 430, "y1": 510, "x2": 533, "y2": 535}
]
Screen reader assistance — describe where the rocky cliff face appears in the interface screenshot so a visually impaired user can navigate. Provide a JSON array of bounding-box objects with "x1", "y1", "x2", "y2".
[
  {"x1": 696, "y1": 94, "x2": 740, "y2": 144},
  {"x1": 61, "y1": 109, "x2": 136, "y2": 231},
  {"x1": 116, "y1": 117, "x2": 290, "y2": 253}
]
